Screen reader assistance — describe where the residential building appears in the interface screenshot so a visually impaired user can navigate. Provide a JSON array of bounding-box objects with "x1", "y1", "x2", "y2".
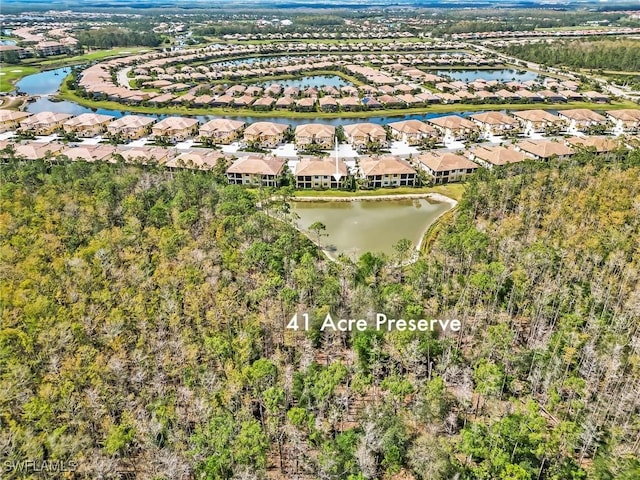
[
  {"x1": 199, "y1": 119, "x2": 245, "y2": 144},
  {"x1": 511, "y1": 110, "x2": 563, "y2": 135},
  {"x1": 243, "y1": 122, "x2": 290, "y2": 148},
  {"x1": 62, "y1": 113, "x2": 114, "y2": 137},
  {"x1": 557, "y1": 109, "x2": 608, "y2": 133},
  {"x1": 343, "y1": 123, "x2": 387, "y2": 150},
  {"x1": 606, "y1": 109, "x2": 640, "y2": 134},
  {"x1": 151, "y1": 117, "x2": 199, "y2": 141},
  {"x1": 226, "y1": 155, "x2": 286, "y2": 187},
  {"x1": 515, "y1": 139, "x2": 575, "y2": 160},
  {"x1": 417, "y1": 151, "x2": 478, "y2": 184},
  {"x1": 294, "y1": 124, "x2": 335, "y2": 149},
  {"x1": 387, "y1": 120, "x2": 438, "y2": 145},
  {"x1": 469, "y1": 112, "x2": 519, "y2": 138},
  {"x1": 428, "y1": 115, "x2": 478, "y2": 141},
  {"x1": 467, "y1": 145, "x2": 526, "y2": 169},
  {"x1": 359, "y1": 155, "x2": 417, "y2": 187},
  {"x1": 106, "y1": 115, "x2": 156, "y2": 140},
  {"x1": 295, "y1": 157, "x2": 348, "y2": 189},
  {"x1": 0, "y1": 109, "x2": 31, "y2": 132},
  {"x1": 19, "y1": 112, "x2": 73, "y2": 135}
]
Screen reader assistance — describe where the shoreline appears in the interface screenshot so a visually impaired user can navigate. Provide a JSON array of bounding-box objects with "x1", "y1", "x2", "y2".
[
  {"x1": 292, "y1": 192, "x2": 458, "y2": 206},
  {"x1": 288, "y1": 192, "x2": 458, "y2": 263}
]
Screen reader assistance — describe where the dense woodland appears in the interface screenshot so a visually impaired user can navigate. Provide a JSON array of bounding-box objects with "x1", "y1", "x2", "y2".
[
  {"x1": 74, "y1": 28, "x2": 164, "y2": 49},
  {"x1": 501, "y1": 39, "x2": 640, "y2": 72},
  {"x1": 1, "y1": 144, "x2": 640, "y2": 479}
]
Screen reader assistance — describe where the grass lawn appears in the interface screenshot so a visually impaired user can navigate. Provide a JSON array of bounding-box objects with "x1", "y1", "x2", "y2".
[
  {"x1": 24, "y1": 47, "x2": 156, "y2": 69},
  {"x1": 0, "y1": 65, "x2": 39, "y2": 93},
  {"x1": 293, "y1": 184, "x2": 466, "y2": 202}
]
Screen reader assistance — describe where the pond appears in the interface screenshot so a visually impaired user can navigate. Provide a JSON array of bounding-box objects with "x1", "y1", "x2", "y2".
[
  {"x1": 256, "y1": 75, "x2": 351, "y2": 89},
  {"x1": 16, "y1": 67, "x2": 74, "y2": 96},
  {"x1": 435, "y1": 68, "x2": 539, "y2": 83},
  {"x1": 291, "y1": 197, "x2": 452, "y2": 258}
]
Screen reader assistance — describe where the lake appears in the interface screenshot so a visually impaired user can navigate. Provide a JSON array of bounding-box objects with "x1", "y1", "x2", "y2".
[
  {"x1": 435, "y1": 68, "x2": 539, "y2": 83},
  {"x1": 291, "y1": 197, "x2": 452, "y2": 258}
]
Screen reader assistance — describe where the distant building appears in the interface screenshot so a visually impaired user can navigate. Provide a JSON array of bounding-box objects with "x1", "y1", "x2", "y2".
[
  {"x1": 417, "y1": 151, "x2": 478, "y2": 184},
  {"x1": 358, "y1": 155, "x2": 417, "y2": 188}
]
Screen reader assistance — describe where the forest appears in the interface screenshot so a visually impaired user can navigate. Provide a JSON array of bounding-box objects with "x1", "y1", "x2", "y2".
[
  {"x1": 74, "y1": 28, "x2": 164, "y2": 49},
  {"x1": 501, "y1": 39, "x2": 640, "y2": 72},
  {"x1": 1, "y1": 144, "x2": 639, "y2": 479}
]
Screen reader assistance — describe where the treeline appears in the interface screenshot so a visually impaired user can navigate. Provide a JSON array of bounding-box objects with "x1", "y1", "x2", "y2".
[
  {"x1": 1, "y1": 144, "x2": 639, "y2": 479},
  {"x1": 502, "y1": 39, "x2": 640, "y2": 72},
  {"x1": 75, "y1": 28, "x2": 163, "y2": 49}
]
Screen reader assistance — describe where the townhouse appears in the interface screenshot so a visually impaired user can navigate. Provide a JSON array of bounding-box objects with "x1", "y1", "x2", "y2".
[
  {"x1": 226, "y1": 155, "x2": 286, "y2": 187},
  {"x1": 243, "y1": 122, "x2": 290, "y2": 148},
  {"x1": 515, "y1": 139, "x2": 575, "y2": 161},
  {"x1": 19, "y1": 112, "x2": 73, "y2": 136},
  {"x1": 428, "y1": 115, "x2": 479, "y2": 141},
  {"x1": 199, "y1": 119, "x2": 246, "y2": 144},
  {"x1": 106, "y1": 115, "x2": 156, "y2": 140},
  {"x1": 387, "y1": 120, "x2": 438, "y2": 145},
  {"x1": 469, "y1": 112, "x2": 520, "y2": 138},
  {"x1": 467, "y1": 145, "x2": 526, "y2": 169},
  {"x1": 605, "y1": 109, "x2": 640, "y2": 135},
  {"x1": 417, "y1": 151, "x2": 478, "y2": 184},
  {"x1": 0, "y1": 110, "x2": 31, "y2": 133},
  {"x1": 557, "y1": 109, "x2": 609, "y2": 133},
  {"x1": 343, "y1": 123, "x2": 387, "y2": 150},
  {"x1": 295, "y1": 157, "x2": 348, "y2": 189},
  {"x1": 62, "y1": 113, "x2": 115, "y2": 137},
  {"x1": 294, "y1": 123, "x2": 336, "y2": 150},
  {"x1": 511, "y1": 110, "x2": 563, "y2": 135},
  {"x1": 358, "y1": 155, "x2": 417, "y2": 188},
  {"x1": 151, "y1": 117, "x2": 200, "y2": 142}
]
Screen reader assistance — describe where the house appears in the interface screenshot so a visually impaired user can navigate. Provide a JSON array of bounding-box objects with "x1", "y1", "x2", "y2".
[
  {"x1": 557, "y1": 109, "x2": 608, "y2": 133},
  {"x1": 62, "y1": 113, "x2": 114, "y2": 137},
  {"x1": 151, "y1": 117, "x2": 199, "y2": 142},
  {"x1": 252, "y1": 97, "x2": 276, "y2": 110},
  {"x1": 226, "y1": 155, "x2": 286, "y2": 187},
  {"x1": 275, "y1": 97, "x2": 295, "y2": 109},
  {"x1": 294, "y1": 124, "x2": 335, "y2": 149},
  {"x1": 470, "y1": 112, "x2": 519, "y2": 138},
  {"x1": 115, "y1": 146, "x2": 175, "y2": 165},
  {"x1": 296, "y1": 98, "x2": 316, "y2": 112},
  {"x1": 358, "y1": 155, "x2": 417, "y2": 188},
  {"x1": 343, "y1": 123, "x2": 387, "y2": 150},
  {"x1": 565, "y1": 136, "x2": 621, "y2": 154},
  {"x1": 387, "y1": 120, "x2": 438, "y2": 145},
  {"x1": 582, "y1": 91, "x2": 609, "y2": 103},
  {"x1": 606, "y1": 109, "x2": 640, "y2": 134},
  {"x1": 428, "y1": 115, "x2": 478, "y2": 141},
  {"x1": 106, "y1": 115, "x2": 156, "y2": 140},
  {"x1": 61, "y1": 144, "x2": 116, "y2": 162},
  {"x1": 515, "y1": 139, "x2": 575, "y2": 161},
  {"x1": 199, "y1": 119, "x2": 246, "y2": 144},
  {"x1": 467, "y1": 145, "x2": 526, "y2": 169},
  {"x1": 0, "y1": 109, "x2": 31, "y2": 133},
  {"x1": 511, "y1": 110, "x2": 563, "y2": 135},
  {"x1": 19, "y1": 112, "x2": 73, "y2": 135},
  {"x1": 243, "y1": 122, "x2": 290, "y2": 148},
  {"x1": 318, "y1": 96, "x2": 338, "y2": 112},
  {"x1": 295, "y1": 157, "x2": 348, "y2": 189},
  {"x1": 167, "y1": 149, "x2": 228, "y2": 170},
  {"x1": 337, "y1": 97, "x2": 362, "y2": 111},
  {"x1": 11, "y1": 141, "x2": 64, "y2": 160},
  {"x1": 417, "y1": 151, "x2": 478, "y2": 184}
]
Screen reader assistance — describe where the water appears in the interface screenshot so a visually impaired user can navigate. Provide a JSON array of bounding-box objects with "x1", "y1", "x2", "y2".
[
  {"x1": 14, "y1": 68, "x2": 537, "y2": 128},
  {"x1": 256, "y1": 75, "x2": 350, "y2": 89},
  {"x1": 16, "y1": 67, "x2": 73, "y2": 96},
  {"x1": 0, "y1": 40, "x2": 16, "y2": 45},
  {"x1": 291, "y1": 198, "x2": 452, "y2": 258},
  {"x1": 435, "y1": 69, "x2": 539, "y2": 83}
]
